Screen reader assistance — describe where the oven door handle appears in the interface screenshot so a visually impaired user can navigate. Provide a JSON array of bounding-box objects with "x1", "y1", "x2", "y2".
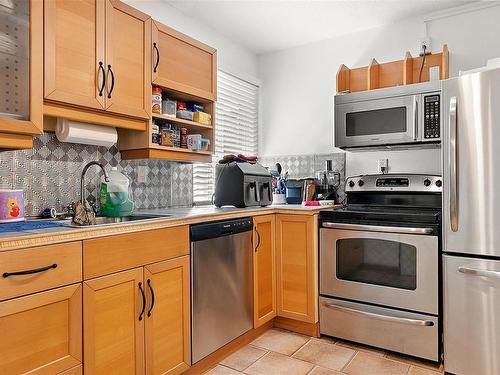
[
  {"x1": 321, "y1": 301, "x2": 434, "y2": 327},
  {"x1": 458, "y1": 266, "x2": 500, "y2": 279},
  {"x1": 322, "y1": 222, "x2": 433, "y2": 235}
]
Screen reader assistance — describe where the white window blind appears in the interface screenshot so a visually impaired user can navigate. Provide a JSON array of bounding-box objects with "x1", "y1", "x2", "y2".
[{"x1": 193, "y1": 70, "x2": 259, "y2": 204}]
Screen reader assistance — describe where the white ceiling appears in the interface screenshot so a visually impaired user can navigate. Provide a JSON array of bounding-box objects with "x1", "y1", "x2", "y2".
[{"x1": 167, "y1": 0, "x2": 472, "y2": 54}]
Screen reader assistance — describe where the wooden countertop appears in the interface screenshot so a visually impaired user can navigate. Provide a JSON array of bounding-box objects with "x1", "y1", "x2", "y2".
[{"x1": 0, "y1": 204, "x2": 342, "y2": 252}]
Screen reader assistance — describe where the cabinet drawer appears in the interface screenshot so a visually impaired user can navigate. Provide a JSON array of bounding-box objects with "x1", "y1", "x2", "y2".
[
  {"x1": 0, "y1": 242, "x2": 82, "y2": 301},
  {"x1": 83, "y1": 226, "x2": 190, "y2": 279}
]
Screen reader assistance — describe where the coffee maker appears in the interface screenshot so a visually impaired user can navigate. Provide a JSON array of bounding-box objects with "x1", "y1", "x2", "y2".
[{"x1": 315, "y1": 160, "x2": 340, "y2": 201}]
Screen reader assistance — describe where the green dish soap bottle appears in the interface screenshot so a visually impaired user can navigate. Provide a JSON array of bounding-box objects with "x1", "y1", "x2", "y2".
[{"x1": 99, "y1": 167, "x2": 134, "y2": 217}]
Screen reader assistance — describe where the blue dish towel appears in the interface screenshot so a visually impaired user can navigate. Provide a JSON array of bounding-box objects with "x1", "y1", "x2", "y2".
[{"x1": 0, "y1": 220, "x2": 68, "y2": 233}]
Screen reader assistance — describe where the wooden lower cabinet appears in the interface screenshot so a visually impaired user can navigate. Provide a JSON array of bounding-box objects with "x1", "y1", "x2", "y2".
[
  {"x1": 253, "y1": 214, "x2": 277, "y2": 328},
  {"x1": 145, "y1": 256, "x2": 191, "y2": 375},
  {"x1": 83, "y1": 256, "x2": 191, "y2": 375},
  {"x1": 84, "y1": 268, "x2": 145, "y2": 375},
  {"x1": 275, "y1": 214, "x2": 318, "y2": 323},
  {"x1": 0, "y1": 284, "x2": 82, "y2": 375}
]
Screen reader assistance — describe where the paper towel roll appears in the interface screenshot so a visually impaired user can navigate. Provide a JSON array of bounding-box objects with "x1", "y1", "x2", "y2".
[{"x1": 56, "y1": 118, "x2": 118, "y2": 147}]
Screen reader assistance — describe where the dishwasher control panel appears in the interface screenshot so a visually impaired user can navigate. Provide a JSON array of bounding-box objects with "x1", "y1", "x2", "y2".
[{"x1": 190, "y1": 217, "x2": 253, "y2": 241}]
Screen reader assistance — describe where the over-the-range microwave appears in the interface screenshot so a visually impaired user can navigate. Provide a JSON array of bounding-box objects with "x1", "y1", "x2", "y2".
[{"x1": 334, "y1": 81, "x2": 442, "y2": 149}]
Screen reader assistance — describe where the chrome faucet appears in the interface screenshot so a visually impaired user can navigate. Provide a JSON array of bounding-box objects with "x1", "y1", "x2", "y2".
[{"x1": 81, "y1": 161, "x2": 109, "y2": 205}]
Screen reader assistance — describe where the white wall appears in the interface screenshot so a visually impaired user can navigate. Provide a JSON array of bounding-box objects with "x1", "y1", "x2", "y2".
[
  {"x1": 124, "y1": 0, "x2": 259, "y2": 82},
  {"x1": 258, "y1": 5, "x2": 500, "y2": 175}
]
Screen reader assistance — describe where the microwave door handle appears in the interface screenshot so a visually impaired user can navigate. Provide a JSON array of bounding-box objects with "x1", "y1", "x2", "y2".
[
  {"x1": 449, "y1": 96, "x2": 458, "y2": 232},
  {"x1": 321, "y1": 301, "x2": 434, "y2": 327},
  {"x1": 413, "y1": 96, "x2": 418, "y2": 140}
]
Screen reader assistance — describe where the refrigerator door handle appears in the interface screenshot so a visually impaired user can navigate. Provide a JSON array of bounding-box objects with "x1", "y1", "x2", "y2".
[
  {"x1": 458, "y1": 266, "x2": 500, "y2": 279},
  {"x1": 449, "y1": 96, "x2": 459, "y2": 232}
]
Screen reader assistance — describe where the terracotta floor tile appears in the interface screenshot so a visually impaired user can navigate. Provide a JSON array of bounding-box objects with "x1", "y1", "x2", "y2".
[
  {"x1": 250, "y1": 328, "x2": 310, "y2": 355},
  {"x1": 292, "y1": 338, "x2": 355, "y2": 371},
  {"x1": 335, "y1": 339, "x2": 386, "y2": 357},
  {"x1": 408, "y1": 365, "x2": 443, "y2": 375},
  {"x1": 385, "y1": 352, "x2": 443, "y2": 372},
  {"x1": 343, "y1": 352, "x2": 410, "y2": 375},
  {"x1": 308, "y1": 365, "x2": 343, "y2": 375},
  {"x1": 220, "y1": 345, "x2": 268, "y2": 371},
  {"x1": 316, "y1": 335, "x2": 337, "y2": 344},
  {"x1": 205, "y1": 365, "x2": 243, "y2": 375},
  {"x1": 244, "y1": 351, "x2": 314, "y2": 375}
]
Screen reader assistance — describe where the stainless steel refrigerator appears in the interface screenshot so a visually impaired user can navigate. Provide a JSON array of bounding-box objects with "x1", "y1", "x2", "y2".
[{"x1": 442, "y1": 67, "x2": 500, "y2": 375}]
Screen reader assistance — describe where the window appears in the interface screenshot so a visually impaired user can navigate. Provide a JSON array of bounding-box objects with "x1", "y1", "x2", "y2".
[{"x1": 193, "y1": 71, "x2": 259, "y2": 204}]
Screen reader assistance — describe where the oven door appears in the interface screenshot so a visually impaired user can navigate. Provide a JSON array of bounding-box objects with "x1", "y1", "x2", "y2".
[
  {"x1": 320, "y1": 224, "x2": 438, "y2": 314},
  {"x1": 335, "y1": 95, "x2": 419, "y2": 148}
]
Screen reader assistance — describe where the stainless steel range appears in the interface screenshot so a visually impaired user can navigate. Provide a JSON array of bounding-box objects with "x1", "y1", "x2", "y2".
[{"x1": 319, "y1": 174, "x2": 442, "y2": 362}]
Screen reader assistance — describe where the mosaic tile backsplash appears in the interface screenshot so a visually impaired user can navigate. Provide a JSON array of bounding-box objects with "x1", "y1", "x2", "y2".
[
  {"x1": 0, "y1": 133, "x2": 193, "y2": 217},
  {"x1": 259, "y1": 153, "x2": 346, "y2": 202}
]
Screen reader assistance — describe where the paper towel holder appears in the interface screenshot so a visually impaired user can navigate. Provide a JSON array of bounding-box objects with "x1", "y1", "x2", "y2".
[{"x1": 56, "y1": 118, "x2": 118, "y2": 147}]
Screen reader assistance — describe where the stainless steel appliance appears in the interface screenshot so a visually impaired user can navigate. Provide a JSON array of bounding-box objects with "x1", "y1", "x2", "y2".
[
  {"x1": 190, "y1": 218, "x2": 253, "y2": 363},
  {"x1": 214, "y1": 162, "x2": 272, "y2": 207},
  {"x1": 319, "y1": 174, "x2": 442, "y2": 361},
  {"x1": 442, "y1": 68, "x2": 500, "y2": 375},
  {"x1": 335, "y1": 81, "x2": 441, "y2": 149}
]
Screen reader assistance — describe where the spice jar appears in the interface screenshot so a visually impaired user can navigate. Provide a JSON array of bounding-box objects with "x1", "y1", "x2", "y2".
[{"x1": 152, "y1": 86, "x2": 162, "y2": 114}]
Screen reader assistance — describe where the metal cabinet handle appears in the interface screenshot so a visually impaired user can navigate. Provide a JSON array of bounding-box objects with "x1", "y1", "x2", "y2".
[
  {"x1": 97, "y1": 61, "x2": 106, "y2": 97},
  {"x1": 138, "y1": 282, "x2": 146, "y2": 321},
  {"x1": 3, "y1": 263, "x2": 57, "y2": 278},
  {"x1": 107, "y1": 64, "x2": 115, "y2": 99},
  {"x1": 153, "y1": 42, "x2": 160, "y2": 73},
  {"x1": 255, "y1": 227, "x2": 261, "y2": 252},
  {"x1": 449, "y1": 96, "x2": 458, "y2": 232},
  {"x1": 322, "y1": 222, "x2": 433, "y2": 235},
  {"x1": 459, "y1": 266, "x2": 500, "y2": 279},
  {"x1": 413, "y1": 96, "x2": 418, "y2": 140},
  {"x1": 321, "y1": 301, "x2": 434, "y2": 327},
  {"x1": 147, "y1": 279, "x2": 155, "y2": 317}
]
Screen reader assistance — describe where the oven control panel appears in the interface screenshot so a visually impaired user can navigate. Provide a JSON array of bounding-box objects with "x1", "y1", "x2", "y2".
[
  {"x1": 346, "y1": 174, "x2": 442, "y2": 193},
  {"x1": 424, "y1": 95, "x2": 440, "y2": 140}
]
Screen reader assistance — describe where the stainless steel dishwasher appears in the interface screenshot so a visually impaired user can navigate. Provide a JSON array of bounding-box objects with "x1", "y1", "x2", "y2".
[{"x1": 190, "y1": 217, "x2": 254, "y2": 363}]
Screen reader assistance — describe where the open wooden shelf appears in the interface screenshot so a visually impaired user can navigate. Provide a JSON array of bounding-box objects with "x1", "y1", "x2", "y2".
[
  {"x1": 120, "y1": 145, "x2": 212, "y2": 162},
  {"x1": 337, "y1": 44, "x2": 449, "y2": 93},
  {"x1": 152, "y1": 113, "x2": 212, "y2": 129}
]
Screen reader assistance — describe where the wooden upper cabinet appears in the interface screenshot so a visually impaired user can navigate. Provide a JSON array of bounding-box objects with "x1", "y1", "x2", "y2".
[
  {"x1": 44, "y1": 0, "x2": 106, "y2": 110},
  {"x1": 105, "y1": 0, "x2": 150, "y2": 119},
  {"x1": 84, "y1": 268, "x2": 145, "y2": 375},
  {"x1": 253, "y1": 215, "x2": 277, "y2": 328},
  {"x1": 0, "y1": 284, "x2": 82, "y2": 375},
  {"x1": 0, "y1": 0, "x2": 43, "y2": 149},
  {"x1": 152, "y1": 20, "x2": 217, "y2": 101},
  {"x1": 276, "y1": 214, "x2": 318, "y2": 323},
  {"x1": 145, "y1": 256, "x2": 191, "y2": 375}
]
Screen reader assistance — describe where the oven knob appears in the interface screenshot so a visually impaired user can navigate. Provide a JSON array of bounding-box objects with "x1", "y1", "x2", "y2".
[
  {"x1": 348, "y1": 180, "x2": 355, "y2": 187},
  {"x1": 358, "y1": 180, "x2": 364, "y2": 187},
  {"x1": 435, "y1": 179, "x2": 442, "y2": 187},
  {"x1": 424, "y1": 179, "x2": 431, "y2": 187}
]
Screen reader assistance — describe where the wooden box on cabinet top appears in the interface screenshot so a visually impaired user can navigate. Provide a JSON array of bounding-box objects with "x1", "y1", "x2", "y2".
[{"x1": 83, "y1": 226, "x2": 190, "y2": 279}]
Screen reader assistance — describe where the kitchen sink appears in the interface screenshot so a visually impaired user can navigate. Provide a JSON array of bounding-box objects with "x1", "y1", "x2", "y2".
[{"x1": 55, "y1": 214, "x2": 171, "y2": 228}]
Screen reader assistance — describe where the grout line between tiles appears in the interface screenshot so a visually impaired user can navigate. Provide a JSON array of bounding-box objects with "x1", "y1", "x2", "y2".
[
  {"x1": 340, "y1": 349, "x2": 359, "y2": 373},
  {"x1": 290, "y1": 337, "x2": 313, "y2": 357}
]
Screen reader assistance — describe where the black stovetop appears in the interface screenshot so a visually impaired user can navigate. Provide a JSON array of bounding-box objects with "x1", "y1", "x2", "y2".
[{"x1": 320, "y1": 205, "x2": 441, "y2": 224}]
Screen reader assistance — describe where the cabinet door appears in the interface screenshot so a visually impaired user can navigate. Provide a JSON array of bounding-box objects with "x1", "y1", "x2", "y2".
[
  {"x1": 44, "y1": 0, "x2": 105, "y2": 110},
  {"x1": 0, "y1": 0, "x2": 42, "y2": 147},
  {"x1": 0, "y1": 284, "x2": 82, "y2": 375},
  {"x1": 144, "y1": 256, "x2": 190, "y2": 375},
  {"x1": 276, "y1": 214, "x2": 318, "y2": 323},
  {"x1": 253, "y1": 214, "x2": 277, "y2": 327},
  {"x1": 84, "y1": 268, "x2": 145, "y2": 375},
  {"x1": 105, "y1": 0, "x2": 150, "y2": 119},
  {"x1": 152, "y1": 20, "x2": 216, "y2": 101}
]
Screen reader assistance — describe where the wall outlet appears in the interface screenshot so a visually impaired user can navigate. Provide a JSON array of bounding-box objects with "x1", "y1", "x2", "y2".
[
  {"x1": 136, "y1": 165, "x2": 147, "y2": 183},
  {"x1": 420, "y1": 37, "x2": 432, "y2": 56},
  {"x1": 378, "y1": 159, "x2": 388, "y2": 174}
]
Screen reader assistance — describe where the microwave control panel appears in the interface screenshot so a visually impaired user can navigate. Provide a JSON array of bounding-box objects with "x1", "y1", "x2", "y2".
[{"x1": 424, "y1": 95, "x2": 440, "y2": 139}]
